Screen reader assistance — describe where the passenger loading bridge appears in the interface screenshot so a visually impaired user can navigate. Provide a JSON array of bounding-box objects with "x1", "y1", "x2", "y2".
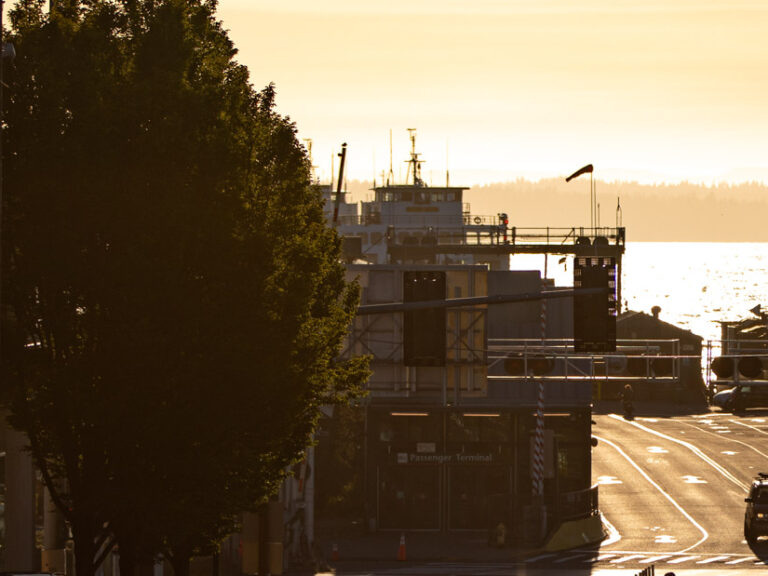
[
  {"x1": 386, "y1": 225, "x2": 625, "y2": 302},
  {"x1": 387, "y1": 225, "x2": 625, "y2": 257}
]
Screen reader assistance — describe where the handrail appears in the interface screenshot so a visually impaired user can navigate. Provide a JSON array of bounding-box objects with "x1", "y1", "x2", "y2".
[
  {"x1": 339, "y1": 219, "x2": 626, "y2": 246},
  {"x1": 558, "y1": 484, "x2": 599, "y2": 521},
  {"x1": 487, "y1": 338, "x2": 685, "y2": 382}
]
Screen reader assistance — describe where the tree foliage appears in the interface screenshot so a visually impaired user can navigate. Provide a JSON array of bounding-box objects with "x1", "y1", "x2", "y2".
[{"x1": 1, "y1": 1, "x2": 368, "y2": 574}]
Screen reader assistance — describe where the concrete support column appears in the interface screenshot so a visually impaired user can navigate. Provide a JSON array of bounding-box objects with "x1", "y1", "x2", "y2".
[
  {"x1": 3, "y1": 424, "x2": 37, "y2": 571},
  {"x1": 42, "y1": 485, "x2": 67, "y2": 573}
]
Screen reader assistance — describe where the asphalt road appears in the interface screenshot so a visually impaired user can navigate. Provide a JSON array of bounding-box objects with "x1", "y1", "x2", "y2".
[
  {"x1": 324, "y1": 410, "x2": 768, "y2": 576},
  {"x1": 587, "y1": 408, "x2": 768, "y2": 572},
  {"x1": 324, "y1": 408, "x2": 768, "y2": 575}
]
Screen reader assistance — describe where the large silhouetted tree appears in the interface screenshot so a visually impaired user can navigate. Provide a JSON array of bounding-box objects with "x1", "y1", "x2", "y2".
[{"x1": 1, "y1": 2, "x2": 368, "y2": 575}]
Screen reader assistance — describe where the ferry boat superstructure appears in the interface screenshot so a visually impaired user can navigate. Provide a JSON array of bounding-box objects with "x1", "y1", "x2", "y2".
[
  {"x1": 319, "y1": 130, "x2": 627, "y2": 294},
  {"x1": 321, "y1": 130, "x2": 511, "y2": 270}
]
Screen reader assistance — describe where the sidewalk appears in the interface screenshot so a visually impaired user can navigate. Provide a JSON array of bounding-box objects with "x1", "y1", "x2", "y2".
[
  {"x1": 317, "y1": 529, "x2": 524, "y2": 564},
  {"x1": 592, "y1": 396, "x2": 712, "y2": 418},
  {"x1": 286, "y1": 514, "x2": 606, "y2": 574}
]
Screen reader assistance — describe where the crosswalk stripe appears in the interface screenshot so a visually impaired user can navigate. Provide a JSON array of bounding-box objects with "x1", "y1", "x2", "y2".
[
  {"x1": 521, "y1": 551, "x2": 754, "y2": 568},
  {"x1": 725, "y1": 557, "x2": 755, "y2": 565},
  {"x1": 640, "y1": 555, "x2": 671, "y2": 563},
  {"x1": 610, "y1": 555, "x2": 645, "y2": 564},
  {"x1": 697, "y1": 555, "x2": 731, "y2": 564},
  {"x1": 668, "y1": 555, "x2": 699, "y2": 564},
  {"x1": 553, "y1": 554, "x2": 586, "y2": 564},
  {"x1": 583, "y1": 553, "x2": 617, "y2": 563},
  {"x1": 524, "y1": 553, "x2": 556, "y2": 563}
]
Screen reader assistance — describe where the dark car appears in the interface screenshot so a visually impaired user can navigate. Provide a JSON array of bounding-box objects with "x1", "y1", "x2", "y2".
[
  {"x1": 745, "y1": 473, "x2": 768, "y2": 544},
  {"x1": 713, "y1": 384, "x2": 768, "y2": 412}
]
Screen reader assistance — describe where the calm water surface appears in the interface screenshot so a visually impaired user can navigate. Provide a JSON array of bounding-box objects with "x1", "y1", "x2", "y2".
[{"x1": 511, "y1": 242, "x2": 768, "y2": 344}]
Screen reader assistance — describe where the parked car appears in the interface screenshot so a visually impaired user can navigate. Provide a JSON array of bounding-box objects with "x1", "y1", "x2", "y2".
[
  {"x1": 745, "y1": 472, "x2": 768, "y2": 544},
  {"x1": 713, "y1": 384, "x2": 768, "y2": 412}
]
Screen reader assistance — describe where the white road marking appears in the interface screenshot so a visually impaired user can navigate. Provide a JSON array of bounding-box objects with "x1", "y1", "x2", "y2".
[
  {"x1": 682, "y1": 475, "x2": 707, "y2": 484},
  {"x1": 597, "y1": 475, "x2": 623, "y2": 484},
  {"x1": 732, "y1": 419, "x2": 768, "y2": 435},
  {"x1": 668, "y1": 555, "x2": 699, "y2": 564},
  {"x1": 721, "y1": 450, "x2": 737, "y2": 455},
  {"x1": 697, "y1": 555, "x2": 732, "y2": 563},
  {"x1": 682, "y1": 420, "x2": 768, "y2": 459},
  {"x1": 593, "y1": 434, "x2": 709, "y2": 553},
  {"x1": 610, "y1": 554, "x2": 645, "y2": 563},
  {"x1": 594, "y1": 553, "x2": 619, "y2": 561},
  {"x1": 611, "y1": 414, "x2": 749, "y2": 491},
  {"x1": 725, "y1": 556, "x2": 756, "y2": 564},
  {"x1": 654, "y1": 534, "x2": 677, "y2": 543},
  {"x1": 552, "y1": 554, "x2": 586, "y2": 563},
  {"x1": 640, "y1": 555, "x2": 672, "y2": 563},
  {"x1": 599, "y1": 511, "x2": 621, "y2": 546},
  {"x1": 524, "y1": 553, "x2": 555, "y2": 563},
  {"x1": 648, "y1": 446, "x2": 669, "y2": 453},
  {"x1": 582, "y1": 553, "x2": 617, "y2": 563}
]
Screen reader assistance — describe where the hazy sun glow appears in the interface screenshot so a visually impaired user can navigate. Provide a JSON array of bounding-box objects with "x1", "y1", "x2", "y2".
[{"x1": 216, "y1": 1, "x2": 768, "y2": 185}]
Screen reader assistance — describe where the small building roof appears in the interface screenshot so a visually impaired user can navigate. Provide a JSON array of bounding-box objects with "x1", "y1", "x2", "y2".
[{"x1": 617, "y1": 309, "x2": 703, "y2": 343}]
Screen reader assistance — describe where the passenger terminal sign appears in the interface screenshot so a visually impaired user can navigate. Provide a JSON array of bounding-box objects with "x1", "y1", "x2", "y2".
[{"x1": 396, "y1": 453, "x2": 495, "y2": 464}]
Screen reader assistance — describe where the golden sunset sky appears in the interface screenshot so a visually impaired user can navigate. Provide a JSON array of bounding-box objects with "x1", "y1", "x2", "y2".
[{"x1": 218, "y1": 1, "x2": 767, "y2": 186}]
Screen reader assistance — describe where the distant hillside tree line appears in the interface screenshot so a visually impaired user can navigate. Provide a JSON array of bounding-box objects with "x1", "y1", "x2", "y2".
[
  {"x1": 470, "y1": 179, "x2": 768, "y2": 242},
  {"x1": 345, "y1": 178, "x2": 768, "y2": 241}
]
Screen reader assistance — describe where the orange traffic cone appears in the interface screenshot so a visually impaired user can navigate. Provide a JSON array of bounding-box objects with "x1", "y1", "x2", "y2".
[
  {"x1": 397, "y1": 533, "x2": 406, "y2": 561},
  {"x1": 331, "y1": 542, "x2": 339, "y2": 561}
]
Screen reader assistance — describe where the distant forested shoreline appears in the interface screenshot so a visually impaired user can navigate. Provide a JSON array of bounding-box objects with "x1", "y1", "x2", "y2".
[{"x1": 345, "y1": 179, "x2": 768, "y2": 242}]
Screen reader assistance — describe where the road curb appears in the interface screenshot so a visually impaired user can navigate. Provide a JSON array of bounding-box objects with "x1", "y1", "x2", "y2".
[{"x1": 543, "y1": 514, "x2": 607, "y2": 551}]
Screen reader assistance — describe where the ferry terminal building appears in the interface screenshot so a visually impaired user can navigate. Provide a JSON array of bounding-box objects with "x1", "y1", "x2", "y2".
[
  {"x1": 342, "y1": 264, "x2": 594, "y2": 537},
  {"x1": 318, "y1": 134, "x2": 625, "y2": 539}
]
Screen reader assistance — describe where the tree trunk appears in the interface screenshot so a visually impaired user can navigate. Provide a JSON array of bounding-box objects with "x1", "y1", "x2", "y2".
[
  {"x1": 118, "y1": 541, "x2": 137, "y2": 576},
  {"x1": 71, "y1": 518, "x2": 98, "y2": 576},
  {"x1": 168, "y1": 551, "x2": 191, "y2": 576}
]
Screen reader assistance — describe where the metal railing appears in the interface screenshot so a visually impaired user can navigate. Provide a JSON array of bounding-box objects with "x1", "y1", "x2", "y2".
[
  {"x1": 705, "y1": 339, "x2": 768, "y2": 397},
  {"x1": 455, "y1": 225, "x2": 625, "y2": 248},
  {"x1": 334, "y1": 217, "x2": 626, "y2": 248},
  {"x1": 558, "y1": 484, "x2": 599, "y2": 521},
  {"x1": 487, "y1": 338, "x2": 686, "y2": 383}
]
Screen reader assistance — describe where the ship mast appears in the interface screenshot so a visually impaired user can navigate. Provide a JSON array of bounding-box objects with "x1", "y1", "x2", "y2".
[
  {"x1": 332, "y1": 142, "x2": 347, "y2": 226},
  {"x1": 387, "y1": 129, "x2": 394, "y2": 186},
  {"x1": 405, "y1": 128, "x2": 425, "y2": 186}
]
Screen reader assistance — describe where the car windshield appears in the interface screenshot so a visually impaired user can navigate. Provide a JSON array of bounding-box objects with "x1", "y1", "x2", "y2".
[{"x1": 755, "y1": 489, "x2": 768, "y2": 503}]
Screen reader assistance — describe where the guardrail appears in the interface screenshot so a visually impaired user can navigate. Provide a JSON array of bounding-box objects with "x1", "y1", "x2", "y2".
[{"x1": 558, "y1": 484, "x2": 599, "y2": 521}]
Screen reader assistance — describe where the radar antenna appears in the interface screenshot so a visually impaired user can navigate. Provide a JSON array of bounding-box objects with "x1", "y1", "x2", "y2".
[{"x1": 405, "y1": 128, "x2": 425, "y2": 186}]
